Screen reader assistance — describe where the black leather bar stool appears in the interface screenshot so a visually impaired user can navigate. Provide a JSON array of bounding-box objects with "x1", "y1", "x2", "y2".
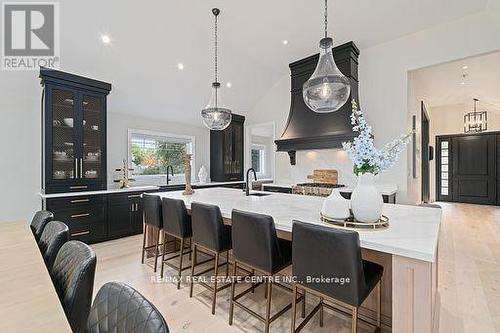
[
  {"x1": 38, "y1": 221, "x2": 69, "y2": 271},
  {"x1": 229, "y1": 209, "x2": 303, "y2": 333},
  {"x1": 141, "y1": 194, "x2": 165, "y2": 273},
  {"x1": 290, "y1": 221, "x2": 383, "y2": 333},
  {"x1": 160, "y1": 197, "x2": 198, "y2": 288},
  {"x1": 87, "y1": 282, "x2": 169, "y2": 333},
  {"x1": 190, "y1": 202, "x2": 232, "y2": 315},
  {"x1": 30, "y1": 210, "x2": 54, "y2": 242},
  {"x1": 51, "y1": 240, "x2": 97, "y2": 333}
]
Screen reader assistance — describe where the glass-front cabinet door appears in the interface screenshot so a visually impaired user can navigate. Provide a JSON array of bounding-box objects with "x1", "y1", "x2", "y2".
[
  {"x1": 81, "y1": 93, "x2": 105, "y2": 182},
  {"x1": 49, "y1": 87, "x2": 78, "y2": 182}
]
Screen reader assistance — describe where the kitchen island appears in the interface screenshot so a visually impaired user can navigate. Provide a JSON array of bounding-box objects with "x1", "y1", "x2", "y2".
[{"x1": 152, "y1": 187, "x2": 441, "y2": 332}]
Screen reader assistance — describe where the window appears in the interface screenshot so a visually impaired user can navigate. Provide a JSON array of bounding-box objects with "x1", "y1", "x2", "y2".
[
  {"x1": 128, "y1": 130, "x2": 194, "y2": 176},
  {"x1": 440, "y1": 140, "x2": 449, "y2": 196},
  {"x1": 251, "y1": 144, "x2": 265, "y2": 174}
]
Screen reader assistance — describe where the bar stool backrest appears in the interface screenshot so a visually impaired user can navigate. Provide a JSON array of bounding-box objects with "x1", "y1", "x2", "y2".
[
  {"x1": 143, "y1": 194, "x2": 163, "y2": 229},
  {"x1": 162, "y1": 198, "x2": 191, "y2": 238},
  {"x1": 38, "y1": 221, "x2": 69, "y2": 271},
  {"x1": 292, "y1": 221, "x2": 367, "y2": 306},
  {"x1": 231, "y1": 209, "x2": 281, "y2": 274},
  {"x1": 191, "y1": 202, "x2": 227, "y2": 251},
  {"x1": 30, "y1": 210, "x2": 54, "y2": 241}
]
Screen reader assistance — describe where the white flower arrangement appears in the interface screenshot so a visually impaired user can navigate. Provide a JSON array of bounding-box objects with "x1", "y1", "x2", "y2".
[{"x1": 342, "y1": 100, "x2": 412, "y2": 175}]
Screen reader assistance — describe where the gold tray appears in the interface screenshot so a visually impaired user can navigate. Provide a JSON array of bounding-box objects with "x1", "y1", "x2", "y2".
[{"x1": 320, "y1": 212, "x2": 389, "y2": 231}]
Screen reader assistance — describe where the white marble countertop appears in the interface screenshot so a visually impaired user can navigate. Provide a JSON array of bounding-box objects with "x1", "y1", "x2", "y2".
[
  {"x1": 262, "y1": 183, "x2": 398, "y2": 196},
  {"x1": 39, "y1": 185, "x2": 160, "y2": 199},
  {"x1": 153, "y1": 188, "x2": 441, "y2": 262}
]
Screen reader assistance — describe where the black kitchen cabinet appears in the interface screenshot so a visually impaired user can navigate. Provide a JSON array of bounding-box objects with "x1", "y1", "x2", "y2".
[
  {"x1": 107, "y1": 192, "x2": 143, "y2": 238},
  {"x1": 210, "y1": 114, "x2": 245, "y2": 182},
  {"x1": 45, "y1": 194, "x2": 107, "y2": 243},
  {"x1": 40, "y1": 68, "x2": 111, "y2": 194}
]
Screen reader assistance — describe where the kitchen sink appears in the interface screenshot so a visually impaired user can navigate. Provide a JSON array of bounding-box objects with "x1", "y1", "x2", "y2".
[{"x1": 249, "y1": 192, "x2": 272, "y2": 197}]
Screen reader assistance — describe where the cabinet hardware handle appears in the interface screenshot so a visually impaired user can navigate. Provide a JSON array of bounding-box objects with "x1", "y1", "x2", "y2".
[
  {"x1": 71, "y1": 231, "x2": 90, "y2": 236},
  {"x1": 128, "y1": 194, "x2": 141, "y2": 198},
  {"x1": 131, "y1": 204, "x2": 134, "y2": 212},
  {"x1": 74, "y1": 159, "x2": 78, "y2": 179},
  {"x1": 135, "y1": 203, "x2": 138, "y2": 211},
  {"x1": 80, "y1": 158, "x2": 83, "y2": 178},
  {"x1": 70, "y1": 185, "x2": 88, "y2": 190},
  {"x1": 71, "y1": 213, "x2": 90, "y2": 218},
  {"x1": 70, "y1": 199, "x2": 90, "y2": 203}
]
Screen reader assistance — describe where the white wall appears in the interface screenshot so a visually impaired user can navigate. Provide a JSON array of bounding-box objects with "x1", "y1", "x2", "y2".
[
  {"x1": 246, "y1": 11, "x2": 500, "y2": 202},
  {"x1": 107, "y1": 112, "x2": 210, "y2": 186}
]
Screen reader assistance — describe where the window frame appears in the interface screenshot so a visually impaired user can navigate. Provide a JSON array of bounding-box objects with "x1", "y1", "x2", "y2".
[
  {"x1": 251, "y1": 143, "x2": 266, "y2": 176},
  {"x1": 127, "y1": 129, "x2": 195, "y2": 181}
]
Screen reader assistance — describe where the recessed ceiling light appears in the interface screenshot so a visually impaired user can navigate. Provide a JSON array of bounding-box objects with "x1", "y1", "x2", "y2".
[
  {"x1": 177, "y1": 63, "x2": 184, "y2": 70},
  {"x1": 226, "y1": 82, "x2": 232, "y2": 88},
  {"x1": 100, "y1": 34, "x2": 111, "y2": 45},
  {"x1": 282, "y1": 40, "x2": 289, "y2": 45},
  {"x1": 462, "y1": 65, "x2": 468, "y2": 70}
]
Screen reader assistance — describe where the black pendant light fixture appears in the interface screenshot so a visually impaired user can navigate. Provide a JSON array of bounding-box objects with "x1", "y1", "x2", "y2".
[
  {"x1": 464, "y1": 98, "x2": 487, "y2": 133},
  {"x1": 201, "y1": 8, "x2": 232, "y2": 131},
  {"x1": 303, "y1": 0, "x2": 350, "y2": 113}
]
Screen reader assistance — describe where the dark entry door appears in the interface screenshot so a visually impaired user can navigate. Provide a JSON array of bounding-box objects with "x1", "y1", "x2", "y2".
[{"x1": 451, "y1": 134, "x2": 496, "y2": 204}]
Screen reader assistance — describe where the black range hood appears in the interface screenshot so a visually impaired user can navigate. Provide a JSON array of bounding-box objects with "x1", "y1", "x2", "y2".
[{"x1": 275, "y1": 41, "x2": 360, "y2": 165}]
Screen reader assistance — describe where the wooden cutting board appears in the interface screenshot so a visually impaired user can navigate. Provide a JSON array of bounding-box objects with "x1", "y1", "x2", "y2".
[{"x1": 306, "y1": 169, "x2": 338, "y2": 184}]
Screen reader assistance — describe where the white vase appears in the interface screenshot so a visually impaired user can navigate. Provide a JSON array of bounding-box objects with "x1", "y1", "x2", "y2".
[
  {"x1": 350, "y1": 173, "x2": 383, "y2": 223},
  {"x1": 198, "y1": 165, "x2": 208, "y2": 184},
  {"x1": 321, "y1": 189, "x2": 350, "y2": 220}
]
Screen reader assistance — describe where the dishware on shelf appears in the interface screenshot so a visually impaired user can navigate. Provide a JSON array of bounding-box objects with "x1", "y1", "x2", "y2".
[
  {"x1": 63, "y1": 118, "x2": 74, "y2": 128},
  {"x1": 63, "y1": 142, "x2": 73, "y2": 146},
  {"x1": 52, "y1": 120, "x2": 61, "y2": 127},
  {"x1": 85, "y1": 170, "x2": 98, "y2": 178},
  {"x1": 321, "y1": 189, "x2": 350, "y2": 220},
  {"x1": 91, "y1": 125, "x2": 99, "y2": 131},
  {"x1": 86, "y1": 152, "x2": 99, "y2": 161},
  {"x1": 53, "y1": 170, "x2": 66, "y2": 179}
]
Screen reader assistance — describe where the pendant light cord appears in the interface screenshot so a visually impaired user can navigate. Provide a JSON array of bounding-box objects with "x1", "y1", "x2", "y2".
[
  {"x1": 214, "y1": 13, "x2": 218, "y2": 84},
  {"x1": 324, "y1": 0, "x2": 328, "y2": 38}
]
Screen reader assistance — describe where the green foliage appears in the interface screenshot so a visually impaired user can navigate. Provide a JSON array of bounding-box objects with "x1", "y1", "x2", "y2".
[
  {"x1": 353, "y1": 161, "x2": 378, "y2": 176},
  {"x1": 130, "y1": 141, "x2": 188, "y2": 175}
]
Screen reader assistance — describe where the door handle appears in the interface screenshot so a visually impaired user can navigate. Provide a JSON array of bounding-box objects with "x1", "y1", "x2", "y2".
[
  {"x1": 71, "y1": 213, "x2": 90, "y2": 218},
  {"x1": 80, "y1": 158, "x2": 83, "y2": 178},
  {"x1": 74, "y1": 159, "x2": 78, "y2": 179}
]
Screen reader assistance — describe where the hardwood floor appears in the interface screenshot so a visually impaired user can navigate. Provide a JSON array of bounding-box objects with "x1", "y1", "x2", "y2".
[{"x1": 91, "y1": 202, "x2": 500, "y2": 333}]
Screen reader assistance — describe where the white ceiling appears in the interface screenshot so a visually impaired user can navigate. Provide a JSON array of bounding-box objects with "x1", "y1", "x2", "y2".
[
  {"x1": 58, "y1": 0, "x2": 492, "y2": 126},
  {"x1": 412, "y1": 51, "x2": 500, "y2": 112}
]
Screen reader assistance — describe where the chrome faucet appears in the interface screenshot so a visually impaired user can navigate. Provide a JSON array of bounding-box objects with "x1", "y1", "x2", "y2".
[
  {"x1": 166, "y1": 165, "x2": 174, "y2": 185},
  {"x1": 245, "y1": 168, "x2": 257, "y2": 196}
]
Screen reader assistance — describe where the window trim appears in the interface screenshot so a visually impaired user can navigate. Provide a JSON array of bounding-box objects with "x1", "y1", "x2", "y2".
[
  {"x1": 251, "y1": 143, "x2": 266, "y2": 175},
  {"x1": 127, "y1": 129, "x2": 196, "y2": 180}
]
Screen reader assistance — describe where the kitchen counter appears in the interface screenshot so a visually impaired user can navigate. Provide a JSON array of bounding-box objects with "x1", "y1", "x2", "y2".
[
  {"x1": 39, "y1": 185, "x2": 160, "y2": 199},
  {"x1": 152, "y1": 187, "x2": 441, "y2": 332},
  {"x1": 154, "y1": 187, "x2": 438, "y2": 261}
]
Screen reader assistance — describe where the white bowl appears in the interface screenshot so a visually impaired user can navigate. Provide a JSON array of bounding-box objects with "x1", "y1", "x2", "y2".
[{"x1": 63, "y1": 118, "x2": 73, "y2": 128}]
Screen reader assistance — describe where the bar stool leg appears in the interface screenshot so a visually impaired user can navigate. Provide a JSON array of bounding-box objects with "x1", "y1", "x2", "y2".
[
  {"x1": 319, "y1": 297, "x2": 324, "y2": 327},
  {"x1": 290, "y1": 284, "x2": 297, "y2": 333},
  {"x1": 160, "y1": 230, "x2": 167, "y2": 278},
  {"x1": 229, "y1": 260, "x2": 238, "y2": 325},
  {"x1": 225, "y1": 250, "x2": 229, "y2": 277},
  {"x1": 188, "y1": 238, "x2": 192, "y2": 261},
  {"x1": 264, "y1": 280, "x2": 273, "y2": 333},
  {"x1": 177, "y1": 237, "x2": 185, "y2": 289},
  {"x1": 189, "y1": 244, "x2": 197, "y2": 298},
  {"x1": 301, "y1": 290, "x2": 306, "y2": 318},
  {"x1": 153, "y1": 227, "x2": 160, "y2": 273},
  {"x1": 252, "y1": 269, "x2": 256, "y2": 294},
  {"x1": 351, "y1": 307, "x2": 358, "y2": 333},
  {"x1": 211, "y1": 252, "x2": 219, "y2": 315},
  {"x1": 141, "y1": 224, "x2": 147, "y2": 264}
]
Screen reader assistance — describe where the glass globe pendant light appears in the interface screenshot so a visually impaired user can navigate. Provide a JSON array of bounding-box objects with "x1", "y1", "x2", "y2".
[
  {"x1": 201, "y1": 8, "x2": 232, "y2": 130},
  {"x1": 303, "y1": 0, "x2": 350, "y2": 113}
]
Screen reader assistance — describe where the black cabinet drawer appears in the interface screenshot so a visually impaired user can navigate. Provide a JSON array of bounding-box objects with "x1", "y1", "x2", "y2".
[
  {"x1": 46, "y1": 195, "x2": 105, "y2": 208},
  {"x1": 45, "y1": 182, "x2": 106, "y2": 194}
]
